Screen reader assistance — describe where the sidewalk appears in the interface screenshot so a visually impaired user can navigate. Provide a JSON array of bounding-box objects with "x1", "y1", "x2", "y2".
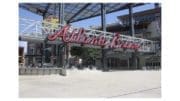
[{"x1": 19, "y1": 69, "x2": 161, "y2": 98}]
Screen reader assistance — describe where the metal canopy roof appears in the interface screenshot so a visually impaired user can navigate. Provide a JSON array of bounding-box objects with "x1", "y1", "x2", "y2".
[{"x1": 19, "y1": 3, "x2": 144, "y2": 23}]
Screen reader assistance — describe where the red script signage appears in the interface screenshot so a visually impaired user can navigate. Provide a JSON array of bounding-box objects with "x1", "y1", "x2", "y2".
[{"x1": 48, "y1": 25, "x2": 141, "y2": 50}]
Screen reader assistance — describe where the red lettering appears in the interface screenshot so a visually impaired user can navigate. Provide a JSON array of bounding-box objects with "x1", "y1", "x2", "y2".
[
  {"x1": 47, "y1": 26, "x2": 141, "y2": 50},
  {"x1": 48, "y1": 25, "x2": 70, "y2": 41}
]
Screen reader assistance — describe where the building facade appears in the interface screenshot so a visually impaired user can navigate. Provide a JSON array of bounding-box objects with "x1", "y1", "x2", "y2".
[
  {"x1": 92, "y1": 6, "x2": 161, "y2": 70},
  {"x1": 19, "y1": 3, "x2": 161, "y2": 71}
]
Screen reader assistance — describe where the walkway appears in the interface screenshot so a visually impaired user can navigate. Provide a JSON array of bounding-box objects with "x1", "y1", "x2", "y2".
[{"x1": 19, "y1": 70, "x2": 161, "y2": 98}]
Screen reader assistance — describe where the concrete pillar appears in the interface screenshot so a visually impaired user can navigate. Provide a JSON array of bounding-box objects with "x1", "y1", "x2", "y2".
[
  {"x1": 51, "y1": 45, "x2": 55, "y2": 65},
  {"x1": 65, "y1": 43, "x2": 71, "y2": 68},
  {"x1": 43, "y1": 42, "x2": 47, "y2": 64},
  {"x1": 127, "y1": 58, "x2": 130, "y2": 70},
  {"x1": 138, "y1": 55, "x2": 145, "y2": 70},
  {"x1": 56, "y1": 44, "x2": 59, "y2": 66},
  {"x1": 27, "y1": 42, "x2": 30, "y2": 67},
  {"x1": 131, "y1": 52, "x2": 138, "y2": 70},
  {"x1": 33, "y1": 44, "x2": 36, "y2": 67}
]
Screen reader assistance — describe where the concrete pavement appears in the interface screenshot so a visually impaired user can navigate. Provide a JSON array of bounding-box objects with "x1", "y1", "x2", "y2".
[{"x1": 19, "y1": 69, "x2": 161, "y2": 98}]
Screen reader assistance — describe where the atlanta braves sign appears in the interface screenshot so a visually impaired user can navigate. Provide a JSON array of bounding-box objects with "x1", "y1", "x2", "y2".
[{"x1": 48, "y1": 25, "x2": 141, "y2": 50}]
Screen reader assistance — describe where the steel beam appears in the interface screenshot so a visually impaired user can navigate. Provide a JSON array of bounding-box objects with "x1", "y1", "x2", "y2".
[
  {"x1": 154, "y1": 3, "x2": 160, "y2": 8},
  {"x1": 42, "y1": 4, "x2": 51, "y2": 18},
  {"x1": 60, "y1": 3, "x2": 65, "y2": 24},
  {"x1": 70, "y1": 3, "x2": 144, "y2": 23},
  {"x1": 101, "y1": 3, "x2": 106, "y2": 31},
  {"x1": 67, "y1": 3, "x2": 91, "y2": 23},
  {"x1": 128, "y1": 4, "x2": 138, "y2": 70},
  {"x1": 56, "y1": 44, "x2": 58, "y2": 66},
  {"x1": 56, "y1": 3, "x2": 62, "y2": 67},
  {"x1": 128, "y1": 4, "x2": 135, "y2": 37},
  {"x1": 60, "y1": 3, "x2": 65, "y2": 68},
  {"x1": 100, "y1": 3, "x2": 107, "y2": 71},
  {"x1": 59, "y1": 3, "x2": 67, "y2": 76},
  {"x1": 20, "y1": 3, "x2": 144, "y2": 23},
  {"x1": 53, "y1": 4, "x2": 57, "y2": 15}
]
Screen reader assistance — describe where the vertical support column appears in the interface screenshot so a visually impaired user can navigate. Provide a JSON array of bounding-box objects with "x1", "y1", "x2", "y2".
[
  {"x1": 27, "y1": 42, "x2": 30, "y2": 67},
  {"x1": 56, "y1": 3, "x2": 64, "y2": 68},
  {"x1": 43, "y1": 38, "x2": 48, "y2": 65},
  {"x1": 61, "y1": 44, "x2": 65, "y2": 68},
  {"x1": 56, "y1": 3, "x2": 61, "y2": 67},
  {"x1": 139, "y1": 55, "x2": 145, "y2": 70},
  {"x1": 135, "y1": 56, "x2": 138, "y2": 69},
  {"x1": 129, "y1": 4, "x2": 138, "y2": 69},
  {"x1": 41, "y1": 43, "x2": 43, "y2": 67},
  {"x1": 129, "y1": 4, "x2": 135, "y2": 37},
  {"x1": 51, "y1": 45, "x2": 54, "y2": 65},
  {"x1": 56, "y1": 44, "x2": 59, "y2": 66},
  {"x1": 60, "y1": 3, "x2": 64, "y2": 25},
  {"x1": 59, "y1": 3, "x2": 66, "y2": 76},
  {"x1": 54, "y1": 4, "x2": 57, "y2": 16},
  {"x1": 101, "y1": 3, "x2": 106, "y2": 32},
  {"x1": 60, "y1": 3, "x2": 66, "y2": 69},
  {"x1": 100, "y1": 3, "x2": 107, "y2": 71},
  {"x1": 42, "y1": 16, "x2": 47, "y2": 68},
  {"x1": 65, "y1": 43, "x2": 70, "y2": 68},
  {"x1": 64, "y1": 21, "x2": 70, "y2": 69},
  {"x1": 33, "y1": 44, "x2": 36, "y2": 67},
  {"x1": 127, "y1": 58, "x2": 130, "y2": 70}
]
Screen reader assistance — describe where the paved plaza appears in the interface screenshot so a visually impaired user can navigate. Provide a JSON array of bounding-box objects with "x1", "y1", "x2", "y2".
[{"x1": 19, "y1": 69, "x2": 161, "y2": 98}]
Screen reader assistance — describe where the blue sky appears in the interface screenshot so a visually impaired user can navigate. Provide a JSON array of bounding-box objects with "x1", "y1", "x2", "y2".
[
  {"x1": 19, "y1": 3, "x2": 156, "y2": 53},
  {"x1": 19, "y1": 3, "x2": 155, "y2": 28}
]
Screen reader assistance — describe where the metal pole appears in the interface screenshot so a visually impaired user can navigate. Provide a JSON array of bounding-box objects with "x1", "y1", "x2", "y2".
[
  {"x1": 56, "y1": 44, "x2": 59, "y2": 66},
  {"x1": 60, "y1": 3, "x2": 64, "y2": 25},
  {"x1": 42, "y1": 16, "x2": 46, "y2": 67},
  {"x1": 40, "y1": 43, "x2": 43, "y2": 67},
  {"x1": 42, "y1": 39, "x2": 47, "y2": 67},
  {"x1": 54, "y1": 4, "x2": 56, "y2": 16},
  {"x1": 100, "y1": 3, "x2": 107, "y2": 71},
  {"x1": 62, "y1": 3, "x2": 70, "y2": 69},
  {"x1": 129, "y1": 4, "x2": 137, "y2": 69},
  {"x1": 101, "y1": 3, "x2": 106, "y2": 32},
  {"x1": 55, "y1": 4, "x2": 61, "y2": 67},
  {"x1": 57, "y1": 3, "x2": 65, "y2": 67},
  {"x1": 135, "y1": 56, "x2": 138, "y2": 69},
  {"x1": 128, "y1": 4, "x2": 135, "y2": 37},
  {"x1": 60, "y1": 3, "x2": 66, "y2": 69},
  {"x1": 58, "y1": 4, "x2": 61, "y2": 24},
  {"x1": 59, "y1": 3, "x2": 66, "y2": 76},
  {"x1": 51, "y1": 45, "x2": 54, "y2": 65}
]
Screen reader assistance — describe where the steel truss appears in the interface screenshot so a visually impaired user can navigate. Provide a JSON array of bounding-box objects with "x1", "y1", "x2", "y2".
[{"x1": 19, "y1": 18, "x2": 155, "y2": 52}]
